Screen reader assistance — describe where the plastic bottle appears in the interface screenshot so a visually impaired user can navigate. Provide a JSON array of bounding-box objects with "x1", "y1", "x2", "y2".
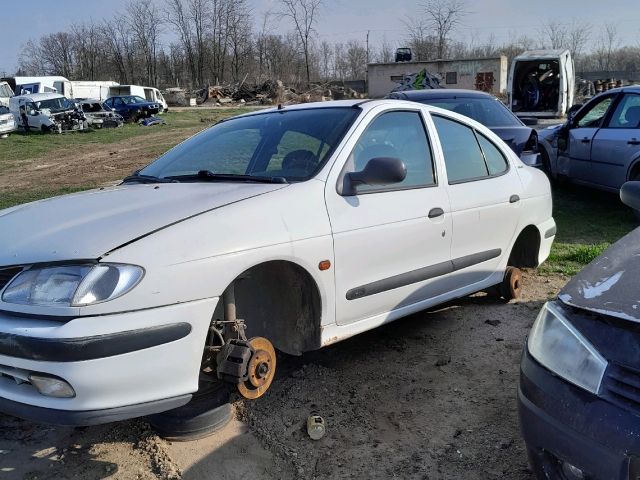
[{"x1": 307, "y1": 415, "x2": 326, "y2": 440}]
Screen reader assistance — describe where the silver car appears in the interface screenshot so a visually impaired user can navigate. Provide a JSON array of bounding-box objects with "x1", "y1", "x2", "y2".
[{"x1": 539, "y1": 86, "x2": 640, "y2": 192}]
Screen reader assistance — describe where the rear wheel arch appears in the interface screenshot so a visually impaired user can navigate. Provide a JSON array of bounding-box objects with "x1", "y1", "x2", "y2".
[
  {"x1": 508, "y1": 225, "x2": 541, "y2": 268},
  {"x1": 216, "y1": 260, "x2": 323, "y2": 355},
  {"x1": 627, "y1": 157, "x2": 640, "y2": 181}
]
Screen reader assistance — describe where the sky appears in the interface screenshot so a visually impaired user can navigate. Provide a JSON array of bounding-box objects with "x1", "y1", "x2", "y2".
[{"x1": 2, "y1": 0, "x2": 640, "y2": 75}]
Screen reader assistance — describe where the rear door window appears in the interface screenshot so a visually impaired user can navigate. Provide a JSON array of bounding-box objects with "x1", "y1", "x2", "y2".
[
  {"x1": 433, "y1": 115, "x2": 488, "y2": 183},
  {"x1": 607, "y1": 94, "x2": 640, "y2": 129},
  {"x1": 476, "y1": 134, "x2": 508, "y2": 175}
]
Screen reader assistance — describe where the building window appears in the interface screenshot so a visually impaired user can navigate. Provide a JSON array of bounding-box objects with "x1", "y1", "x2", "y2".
[{"x1": 445, "y1": 72, "x2": 458, "y2": 84}]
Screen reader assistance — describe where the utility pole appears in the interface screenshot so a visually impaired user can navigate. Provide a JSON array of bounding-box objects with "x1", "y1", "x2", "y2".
[{"x1": 366, "y1": 30, "x2": 370, "y2": 65}]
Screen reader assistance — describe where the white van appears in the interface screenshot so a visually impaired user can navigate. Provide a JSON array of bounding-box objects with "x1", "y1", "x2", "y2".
[
  {"x1": 508, "y1": 49, "x2": 575, "y2": 119},
  {"x1": 107, "y1": 85, "x2": 168, "y2": 113},
  {"x1": 3, "y1": 76, "x2": 74, "y2": 98},
  {"x1": 70, "y1": 81, "x2": 119, "y2": 101}
]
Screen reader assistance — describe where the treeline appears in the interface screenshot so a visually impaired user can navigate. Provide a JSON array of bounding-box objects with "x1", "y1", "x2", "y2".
[
  {"x1": 16, "y1": 0, "x2": 369, "y2": 89},
  {"x1": 15, "y1": 0, "x2": 640, "y2": 90}
]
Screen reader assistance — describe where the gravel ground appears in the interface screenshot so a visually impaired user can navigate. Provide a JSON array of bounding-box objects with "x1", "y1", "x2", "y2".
[{"x1": 0, "y1": 271, "x2": 567, "y2": 480}]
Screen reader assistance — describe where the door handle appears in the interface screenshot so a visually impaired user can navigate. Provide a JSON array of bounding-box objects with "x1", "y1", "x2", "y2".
[
  {"x1": 428, "y1": 207, "x2": 444, "y2": 218},
  {"x1": 509, "y1": 194, "x2": 520, "y2": 203},
  {"x1": 628, "y1": 139, "x2": 640, "y2": 145},
  {"x1": 581, "y1": 137, "x2": 591, "y2": 143}
]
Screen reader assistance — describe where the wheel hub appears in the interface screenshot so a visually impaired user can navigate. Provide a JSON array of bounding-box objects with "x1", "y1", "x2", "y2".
[{"x1": 237, "y1": 337, "x2": 276, "y2": 399}]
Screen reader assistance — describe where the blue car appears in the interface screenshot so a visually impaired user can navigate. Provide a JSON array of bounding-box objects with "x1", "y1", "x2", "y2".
[
  {"x1": 387, "y1": 89, "x2": 542, "y2": 168},
  {"x1": 520, "y1": 182, "x2": 640, "y2": 480},
  {"x1": 103, "y1": 95, "x2": 160, "y2": 122}
]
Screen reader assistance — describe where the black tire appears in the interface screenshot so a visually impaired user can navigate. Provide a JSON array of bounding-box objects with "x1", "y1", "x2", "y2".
[{"x1": 147, "y1": 382, "x2": 232, "y2": 441}]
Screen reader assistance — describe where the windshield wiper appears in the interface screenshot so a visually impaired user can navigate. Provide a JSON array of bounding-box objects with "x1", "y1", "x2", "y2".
[
  {"x1": 121, "y1": 173, "x2": 178, "y2": 184},
  {"x1": 168, "y1": 170, "x2": 288, "y2": 184}
]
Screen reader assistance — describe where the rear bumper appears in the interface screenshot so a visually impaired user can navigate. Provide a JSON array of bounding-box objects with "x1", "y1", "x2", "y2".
[
  {"x1": 519, "y1": 347, "x2": 640, "y2": 479},
  {"x1": 520, "y1": 151, "x2": 542, "y2": 168},
  {"x1": 0, "y1": 298, "x2": 217, "y2": 421},
  {"x1": 536, "y1": 217, "x2": 555, "y2": 266}
]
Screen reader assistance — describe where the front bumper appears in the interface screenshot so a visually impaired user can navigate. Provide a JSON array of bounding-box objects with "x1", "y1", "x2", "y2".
[
  {"x1": 0, "y1": 298, "x2": 217, "y2": 424},
  {"x1": 519, "y1": 347, "x2": 640, "y2": 479}
]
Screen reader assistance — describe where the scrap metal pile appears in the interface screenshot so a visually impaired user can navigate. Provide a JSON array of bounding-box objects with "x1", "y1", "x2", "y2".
[{"x1": 163, "y1": 80, "x2": 363, "y2": 107}]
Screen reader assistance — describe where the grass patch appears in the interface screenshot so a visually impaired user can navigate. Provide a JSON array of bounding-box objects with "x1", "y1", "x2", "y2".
[
  {"x1": 0, "y1": 108, "x2": 254, "y2": 171},
  {"x1": 0, "y1": 186, "x2": 96, "y2": 210},
  {"x1": 539, "y1": 184, "x2": 636, "y2": 275}
]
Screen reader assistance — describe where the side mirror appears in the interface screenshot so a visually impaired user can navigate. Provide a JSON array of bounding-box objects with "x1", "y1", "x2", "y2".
[
  {"x1": 567, "y1": 104, "x2": 583, "y2": 125},
  {"x1": 620, "y1": 181, "x2": 640, "y2": 211},
  {"x1": 341, "y1": 157, "x2": 407, "y2": 196},
  {"x1": 520, "y1": 117, "x2": 539, "y2": 126}
]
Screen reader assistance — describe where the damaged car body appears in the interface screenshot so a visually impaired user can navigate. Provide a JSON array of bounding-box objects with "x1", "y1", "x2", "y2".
[
  {"x1": 520, "y1": 181, "x2": 640, "y2": 480},
  {"x1": 9, "y1": 93, "x2": 87, "y2": 133},
  {"x1": 538, "y1": 86, "x2": 640, "y2": 203},
  {"x1": 0, "y1": 100, "x2": 554, "y2": 428},
  {"x1": 78, "y1": 99, "x2": 124, "y2": 129}
]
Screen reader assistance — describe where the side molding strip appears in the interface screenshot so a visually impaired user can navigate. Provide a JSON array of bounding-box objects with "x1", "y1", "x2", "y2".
[{"x1": 346, "y1": 249, "x2": 502, "y2": 300}]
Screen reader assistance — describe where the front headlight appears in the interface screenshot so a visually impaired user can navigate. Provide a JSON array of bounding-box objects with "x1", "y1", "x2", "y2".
[
  {"x1": 2, "y1": 263, "x2": 144, "y2": 307},
  {"x1": 528, "y1": 302, "x2": 607, "y2": 394}
]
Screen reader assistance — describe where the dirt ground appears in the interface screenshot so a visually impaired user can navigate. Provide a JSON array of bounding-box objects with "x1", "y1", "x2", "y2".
[{"x1": 0, "y1": 271, "x2": 567, "y2": 480}]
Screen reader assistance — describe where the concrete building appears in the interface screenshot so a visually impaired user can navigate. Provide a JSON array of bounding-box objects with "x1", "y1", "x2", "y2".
[{"x1": 367, "y1": 56, "x2": 508, "y2": 98}]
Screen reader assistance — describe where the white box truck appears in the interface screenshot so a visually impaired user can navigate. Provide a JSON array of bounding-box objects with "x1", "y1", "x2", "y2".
[{"x1": 70, "y1": 81, "x2": 119, "y2": 101}]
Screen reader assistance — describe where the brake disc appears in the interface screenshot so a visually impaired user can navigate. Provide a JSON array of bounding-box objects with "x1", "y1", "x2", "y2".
[{"x1": 237, "y1": 337, "x2": 277, "y2": 400}]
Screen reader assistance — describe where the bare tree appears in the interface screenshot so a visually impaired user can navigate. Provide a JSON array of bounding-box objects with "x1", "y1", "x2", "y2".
[
  {"x1": 421, "y1": 0, "x2": 468, "y2": 59},
  {"x1": 540, "y1": 20, "x2": 567, "y2": 50},
  {"x1": 277, "y1": 0, "x2": 323, "y2": 85},
  {"x1": 376, "y1": 37, "x2": 395, "y2": 63},
  {"x1": 127, "y1": 0, "x2": 164, "y2": 86},
  {"x1": 403, "y1": 16, "x2": 437, "y2": 61},
  {"x1": 595, "y1": 22, "x2": 619, "y2": 71},
  {"x1": 567, "y1": 19, "x2": 591, "y2": 59}
]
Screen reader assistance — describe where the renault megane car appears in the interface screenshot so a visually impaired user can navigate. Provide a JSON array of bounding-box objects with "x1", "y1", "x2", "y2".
[{"x1": 0, "y1": 100, "x2": 554, "y2": 429}]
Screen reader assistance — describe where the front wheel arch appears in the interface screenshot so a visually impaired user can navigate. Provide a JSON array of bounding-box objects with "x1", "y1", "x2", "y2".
[{"x1": 216, "y1": 260, "x2": 322, "y2": 356}]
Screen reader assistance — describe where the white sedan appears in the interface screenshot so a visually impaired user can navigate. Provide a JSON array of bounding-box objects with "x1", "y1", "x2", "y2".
[{"x1": 0, "y1": 100, "x2": 555, "y2": 428}]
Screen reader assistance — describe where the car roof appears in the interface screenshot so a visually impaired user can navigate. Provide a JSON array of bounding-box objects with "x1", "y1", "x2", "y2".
[{"x1": 390, "y1": 89, "x2": 496, "y2": 100}]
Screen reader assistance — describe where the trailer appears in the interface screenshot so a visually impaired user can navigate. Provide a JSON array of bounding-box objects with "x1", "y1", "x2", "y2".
[{"x1": 70, "y1": 81, "x2": 119, "y2": 101}]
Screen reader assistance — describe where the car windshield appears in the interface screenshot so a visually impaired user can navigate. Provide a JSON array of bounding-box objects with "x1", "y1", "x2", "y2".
[
  {"x1": 139, "y1": 107, "x2": 359, "y2": 182},
  {"x1": 421, "y1": 97, "x2": 522, "y2": 127},
  {"x1": 82, "y1": 102, "x2": 103, "y2": 112},
  {"x1": 122, "y1": 96, "x2": 147, "y2": 104},
  {"x1": 35, "y1": 97, "x2": 72, "y2": 113}
]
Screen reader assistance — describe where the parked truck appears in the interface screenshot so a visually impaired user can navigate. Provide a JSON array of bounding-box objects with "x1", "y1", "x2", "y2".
[
  {"x1": 70, "y1": 81, "x2": 119, "y2": 101},
  {"x1": 508, "y1": 49, "x2": 575, "y2": 119}
]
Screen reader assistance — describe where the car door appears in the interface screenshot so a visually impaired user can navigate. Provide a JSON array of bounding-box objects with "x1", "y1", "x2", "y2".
[
  {"x1": 325, "y1": 107, "x2": 452, "y2": 326},
  {"x1": 431, "y1": 113, "x2": 522, "y2": 290},
  {"x1": 590, "y1": 93, "x2": 640, "y2": 189},
  {"x1": 557, "y1": 94, "x2": 616, "y2": 182}
]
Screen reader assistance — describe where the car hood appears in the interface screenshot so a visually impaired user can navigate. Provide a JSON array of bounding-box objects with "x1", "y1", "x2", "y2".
[
  {"x1": 0, "y1": 182, "x2": 286, "y2": 265},
  {"x1": 558, "y1": 228, "x2": 640, "y2": 322},
  {"x1": 490, "y1": 127, "x2": 533, "y2": 155}
]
